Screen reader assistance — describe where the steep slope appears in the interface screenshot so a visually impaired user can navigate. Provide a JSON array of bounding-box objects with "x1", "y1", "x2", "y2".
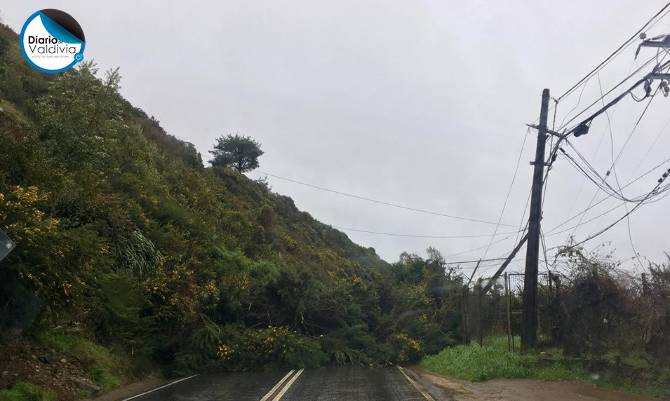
[{"x1": 0, "y1": 23, "x2": 462, "y2": 400}]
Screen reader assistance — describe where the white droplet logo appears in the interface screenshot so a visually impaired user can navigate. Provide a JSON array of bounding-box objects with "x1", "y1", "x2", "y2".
[{"x1": 19, "y1": 10, "x2": 85, "y2": 74}]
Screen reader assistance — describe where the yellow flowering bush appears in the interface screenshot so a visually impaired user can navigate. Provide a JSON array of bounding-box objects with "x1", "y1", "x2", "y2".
[
  {"x1": 0, "y1": 185, "x2": 59, "y2": 243},
  {"x1": 179, "y1": 324, "x2": 327, "y2": 371},
  {"x1": 391, "y1": 333, "x2": 423, "y2": 363}
]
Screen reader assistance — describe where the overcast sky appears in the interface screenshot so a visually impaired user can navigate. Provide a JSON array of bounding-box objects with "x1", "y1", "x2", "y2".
[{"x1": 3, "y1": 1, "x2": 670, "y2": 275}]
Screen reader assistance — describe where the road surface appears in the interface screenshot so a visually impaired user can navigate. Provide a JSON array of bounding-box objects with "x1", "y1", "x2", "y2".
[{"x1": 123, "y1": 366, "x2": 437, "y2": 401}]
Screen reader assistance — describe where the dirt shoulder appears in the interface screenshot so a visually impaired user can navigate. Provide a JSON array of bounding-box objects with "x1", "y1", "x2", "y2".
[
  {"x1": 412, "y1": 367, "x2": 667, "y2": 401},
  {"x1": 0, "y1": 337, "x2": 94, "y2": 401},
  {"x1": 0, "y1": 337, "x2": 167, "y2": 401},
  {"x1": 83, "y1": 376, "x2": 167, "y2": 401}
]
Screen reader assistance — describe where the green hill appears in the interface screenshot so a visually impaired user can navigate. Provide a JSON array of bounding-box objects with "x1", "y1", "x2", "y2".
[{"x1": 0, "y1": 23, "x2": 462, "y2": 399}]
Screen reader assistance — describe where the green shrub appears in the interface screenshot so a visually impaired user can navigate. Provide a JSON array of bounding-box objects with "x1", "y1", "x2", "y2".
[
  {"x1": 90, "y1": 366, "x2": 120, "y2": 390},
  {"x1": 0, "y1": 382, "x2": 55, "y2": 401}
]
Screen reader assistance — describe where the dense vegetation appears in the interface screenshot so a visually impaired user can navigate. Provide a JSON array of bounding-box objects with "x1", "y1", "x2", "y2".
[
  {"x1": 0, "y1": 23, "x2": 464, "y2": 398},
  {"x1": 423, "y1": 247, "x2": 670, "y2": 398}
]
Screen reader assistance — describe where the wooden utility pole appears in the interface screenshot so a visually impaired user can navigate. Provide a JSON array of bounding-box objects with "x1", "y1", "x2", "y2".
[{"x1": 521, "y1": 88, "x2": 550, "y2": 350}]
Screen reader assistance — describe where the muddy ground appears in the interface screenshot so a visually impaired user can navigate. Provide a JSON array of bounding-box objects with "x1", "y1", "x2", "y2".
[
  {"x1": 0, "y1": 338, "x2": 97, "y2": 401},
  {"x1": 415, "y1": 368, "x2": 666, "y2": 401}
]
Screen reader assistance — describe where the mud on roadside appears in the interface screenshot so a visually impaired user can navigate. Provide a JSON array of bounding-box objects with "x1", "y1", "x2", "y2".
[
  {"x1": 0, "y1": 338, "x2": 94, "y2": 401},
  {"x1": 411, "y1": 367, "x2": 666, "y2": 401}
]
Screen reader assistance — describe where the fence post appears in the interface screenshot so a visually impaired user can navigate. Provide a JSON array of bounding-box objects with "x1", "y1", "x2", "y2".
[
  {"x1": 477, "y1": 283, "x2": 484, "y2": 347},
  {"x1": 462, "y1": 285, "x2": 470, "y2": 344},
  {"x1": 505, "y1": 272, "x2": 512, "y2": 352}
]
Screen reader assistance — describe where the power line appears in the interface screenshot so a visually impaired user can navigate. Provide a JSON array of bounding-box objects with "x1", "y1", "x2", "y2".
[
  {"x1": 540, "y1": 228, "x2": 551, "y2": 270},
  {"x1": 545, "y1": 56, "x2": 656, "y2": 189},
  {"x1": 557, "y1": 78, "x2": 590, "y2": 132},
  {"x1": 632, "y1": 114, "x2": 670, "y2": 173},
  {"x1": 606, "y1": 83, "x2": 662, "y2": 174},
  {"x1": 443, "y1": 256, "x2": 509, "y2": 265},
  {"x1": 595, "y1": 71, "x2": 640, "y2": 267},
  {"x1": 546, "y1": 58, "x2": 670, "y2": 240},
  {"x1": 479, "y1": 127, "x2": 531, "y2": 262},
  {"x1": 545, "y1": 154, "x2": 670, "y2": 234},
  {"x1": 554, "y1": 84, "x2": 665, "y2": 239},
  {"x1": 332, "y1": 225, "x2": 522, "y2": 239},
  {"x1": 598, "y1": 69, "x2": 646, "y2": 270},
  {"x1": 560, "y1": 145, "x2": 630, "y2": 201},
  {"x1": 469, "y1": 262, "x2": 527, "y2": 275},
  {"x1": 530, "y1": 3, "x2": 670, "y2": 131},
  {"x1": 546, "y1": 201, "x2": 625, "y2": 238},
  {"x1": 562, "y1": 169, "x2": 670, "y2": 250},
  {"x1": 553, "y1": 176, "x2": 670, "y2": 239},
  {"x1": 556, "y1": 1, "x2": 670, "y2": 102},
  {"x1": 556, "y1": 52, "x2": 661, "y2": 132},
  {"x1": 470, "y1": 126, "x2": 531, "y2": 283},
  {"x1": 446, "y1": 242, "x2": 529, "y2": 271},
  {"x1": 441, "y1": 234, "x2": 517, "y2": 260},
  {"x1": 260, "y1": 171, "x2": 516, "y2": 227},
  {"x1": 557, "y1": 76, "x2": 611, "y2": 223}
]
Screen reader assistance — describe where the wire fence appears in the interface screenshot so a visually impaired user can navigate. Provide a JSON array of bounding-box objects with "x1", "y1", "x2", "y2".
[{"x1": 461, "y1": 272, "x2": 561, "y2": 351}]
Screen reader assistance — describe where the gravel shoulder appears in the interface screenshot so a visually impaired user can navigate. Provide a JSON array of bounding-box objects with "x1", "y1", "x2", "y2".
[{"x1": 412, "y1": 367, "x2": 666, "y2": 401}]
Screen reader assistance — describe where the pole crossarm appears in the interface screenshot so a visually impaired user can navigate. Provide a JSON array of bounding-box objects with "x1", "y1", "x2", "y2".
[{"x1": 525, "y1": 124, "x2": 563, "y2": 138}]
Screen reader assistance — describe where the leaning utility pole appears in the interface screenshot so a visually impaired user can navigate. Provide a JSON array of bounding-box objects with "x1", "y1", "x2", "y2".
[{"x1": 521, "y1": 88, "x2": 550, "y2": 350}]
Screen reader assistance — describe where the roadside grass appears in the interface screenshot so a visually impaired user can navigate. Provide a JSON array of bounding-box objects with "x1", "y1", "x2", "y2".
[
  {"x1": 90, "y1": 366, "x2": 121, "y2": 391},
  {"x1": 420, "y1": 336, "x2": 670, "y2": 399},
  {"x1": 35, "y1": 329, "x2": 122, "y2": 391},
  {"x1": 419, "y1": 336, "x2": 587, "y2": 382},
  {"x1": 0, "y1": 382, "x2": 56, "y2": 401}
]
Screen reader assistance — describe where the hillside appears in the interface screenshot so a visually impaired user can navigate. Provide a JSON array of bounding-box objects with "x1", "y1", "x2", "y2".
[{"x1": 0, "y1": 23, "x2": 462, "y2": 400}]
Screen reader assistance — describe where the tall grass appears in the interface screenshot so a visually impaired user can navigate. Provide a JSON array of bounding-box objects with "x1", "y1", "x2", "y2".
[
  {"x1": 420, "y1": 336, "x2": 670, "y2": 398},
  {"x1": 419, "y1": 336, "x2": 587, "y2": 382},
  {"x1": 0, "y1": 382, "x2": 55, "y2": 401}
]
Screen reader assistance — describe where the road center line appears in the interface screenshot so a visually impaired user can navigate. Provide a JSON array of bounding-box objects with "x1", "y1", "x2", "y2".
[
  {"x1": 120, "y1": 374, "x2": 199, "y2": 401},
  {"x1": 271, "y1": 368, "x2": 304, "y2": 401},
  {"x1": 259, "y1": 370, "x2": 296, "y2": 401},
  {"x1": 397, "y1": 366, "x2": 436, "y2": 401}
]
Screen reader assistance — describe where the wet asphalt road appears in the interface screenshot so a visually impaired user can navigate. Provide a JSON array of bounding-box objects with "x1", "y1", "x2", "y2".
[
  {"x1": 280, "y1": 367, "x2": 427, "y2": 401},
  {"x1": 129, "y1": 371, "x2": 286, "y2": 401},
  {"x1": 128, "y1": 367, "x2": 428, "y2": 401}
]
